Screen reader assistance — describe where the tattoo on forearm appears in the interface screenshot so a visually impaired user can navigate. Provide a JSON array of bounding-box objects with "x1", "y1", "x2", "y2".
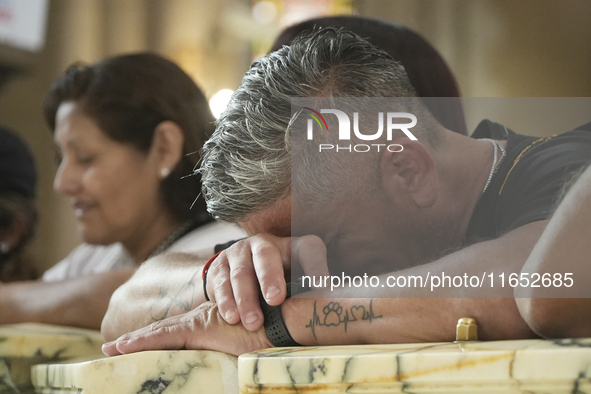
[
  {"x1": 149, "y1": 274, "x2": 199, "y2": 321},
  {"x1": 305, "y1": 299, "x2": 382, "y2": 339}
]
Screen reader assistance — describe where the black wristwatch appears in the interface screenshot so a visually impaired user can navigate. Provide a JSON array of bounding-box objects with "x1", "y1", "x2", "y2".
[{"x1": 260, "y1": 282, "x2": 301, "y2": 347}]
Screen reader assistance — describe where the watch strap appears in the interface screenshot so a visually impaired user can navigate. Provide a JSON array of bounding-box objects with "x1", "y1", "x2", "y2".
[{"x1": 260, "y1": 282, "x2": 300, "y2": 347}]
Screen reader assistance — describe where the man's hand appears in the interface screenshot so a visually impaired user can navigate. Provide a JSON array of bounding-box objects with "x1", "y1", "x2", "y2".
[
  {"x1": 101, "y1": 302, "x2": 272, "y2": 357},
  {"x1": 206, "y1": 233, "x2": 329, "y2": 331}
]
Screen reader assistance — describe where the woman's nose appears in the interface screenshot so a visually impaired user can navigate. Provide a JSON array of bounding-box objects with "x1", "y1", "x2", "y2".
[{"x1": 53, "y1": 159, "x2": 80, "y2": 195}]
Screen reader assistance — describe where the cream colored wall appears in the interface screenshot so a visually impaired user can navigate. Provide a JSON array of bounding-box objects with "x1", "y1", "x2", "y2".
[
  {"x1": 359, "y1": 0, "x2": 591, "y2": 134},
  {"x1": 0, "y1": 0, "x2": 589, "y2": 274}
]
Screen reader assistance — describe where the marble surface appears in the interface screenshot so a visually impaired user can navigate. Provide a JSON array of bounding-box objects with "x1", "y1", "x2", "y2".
[
  {"x1": 0, "y1": 323, "x2": 104, "y2": 394},
  {"x1": 239, "y1": 338, "x2": 591, "y2": 393},
  {"x1": 32, "y1": 350, "x2": 238, "y2": 394}
]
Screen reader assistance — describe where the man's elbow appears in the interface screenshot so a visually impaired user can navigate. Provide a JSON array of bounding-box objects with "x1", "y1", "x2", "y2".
[
  {"x1": 100, "y1": 285, "x2": 129, "y2": 342},
  {"x1": 100, "y1": 311, "x2": 118, "y2": 342},
  {"x1": 517, "y1": 298, "x2": 591, "y2": 338}
]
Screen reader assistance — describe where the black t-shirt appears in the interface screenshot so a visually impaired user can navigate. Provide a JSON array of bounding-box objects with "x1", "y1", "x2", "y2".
[{"x1": 465, "y1": 120, "x2": 591, "y2": 245}]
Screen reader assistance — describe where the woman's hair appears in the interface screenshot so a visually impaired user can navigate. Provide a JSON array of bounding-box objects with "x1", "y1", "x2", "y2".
[
  {"x1": 0, "y1": 125, "x2": 38, "y2": 281},
  {"x1": 0, "y1": 194, "x2": 38, "y2": 281},
  {"x1": 43, "y1": 53, "x2": 215, "y2": 222},
  {"x1": 271, "y1": 16, "x2": 467, "y2": 135}
]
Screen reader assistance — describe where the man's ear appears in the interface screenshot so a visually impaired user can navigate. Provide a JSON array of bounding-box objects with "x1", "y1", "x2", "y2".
[
  {"x1": 379, "y1": 139, "x2": 437, "y2": 208},
  {"x1": 150, "y1": 121, "x2": 185, "y2": 175}
]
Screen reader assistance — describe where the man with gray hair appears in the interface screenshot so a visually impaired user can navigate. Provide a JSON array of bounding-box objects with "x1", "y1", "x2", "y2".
[{"x1": 102, "y1": 28, "x2": 591, "y2": 356}]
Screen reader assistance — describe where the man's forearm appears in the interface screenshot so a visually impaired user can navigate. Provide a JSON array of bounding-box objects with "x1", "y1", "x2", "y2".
[
  {"x1": 101, "y1": 253, "x2": 208, "y2": 341},
  {"x1": 98, "y1": 221, "x2": 548, "y2": 356},
  {"x1": 282, "y1": 296, "x2": 535, "y2": 346},
  {"x1": 282, "y1": 221, "x2": 547, "y2": 345},
  {"x1": 0, "y1": 269, "x2": 134, "y2": 330}
]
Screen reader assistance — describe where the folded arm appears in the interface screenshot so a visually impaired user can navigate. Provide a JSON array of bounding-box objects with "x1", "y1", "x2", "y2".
[
  {"x1": 103, "y1": 220, "x2": 545, "y2": 356},
  {"x1": 101, "y1": 252, "x2": 211, "y2": 341},
  {"x1": 278, "y1": 220, "x2": 546, "y2": 345}
]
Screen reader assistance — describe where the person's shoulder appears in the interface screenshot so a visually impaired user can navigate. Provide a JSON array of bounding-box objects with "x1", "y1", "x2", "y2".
[
  {"x1": 501, "y1": 123, "x2": 591, "y2": 186},
  {"x1": 553, "y1": 122, "x2": 591, "y2": 143},
  {"x1": 527, "y1": 124, "x2": 591, "y2": 157},
  {"x1": 471, "y1": 119, "x2": 591, "y2": 142},
  {"x1": 43, "y1": 243, "x2": 132, "y2": 282},
  {"x1": 470, "y1": 119, "x2": 518, "y2": 140},
  {"x1": 64, "y1": 243, "x2": 130, "y2": 266},
  {"x1": 569, "y1": 121, "x2": 591, "y2": 133},
  {"x1": 465, "y1": 119, "x2": 591, "y2": 241},
  {"x1": 169, "y1": 221, "x2": 247, "y2": 254}
]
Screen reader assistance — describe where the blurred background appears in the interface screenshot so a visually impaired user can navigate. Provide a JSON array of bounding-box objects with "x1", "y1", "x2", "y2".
[{"x1": 0, "y1": 0, "x2": 590, "y2": 274}]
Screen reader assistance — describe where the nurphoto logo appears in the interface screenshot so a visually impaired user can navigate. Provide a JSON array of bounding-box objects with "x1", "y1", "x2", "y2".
[{"x1": 303, "y1": 107, "x2": 418, "y2": 152}]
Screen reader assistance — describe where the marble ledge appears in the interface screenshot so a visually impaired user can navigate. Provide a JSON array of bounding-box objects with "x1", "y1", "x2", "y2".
[
  {"x1": 0, "y1": 323, "x2": 104, "y2": 360},
  {"x1": 23, "y1": 336, "x2": 591, "y2": 393},
  {"x1": 0, "y1": 323, "x2": 105, "y2": 394},
  {"x1": 32, "y1": 350, "x2": 238, "y2": 394},
  {"x1": 239, "y1": 338, "x2": 591, "y2": 393}
]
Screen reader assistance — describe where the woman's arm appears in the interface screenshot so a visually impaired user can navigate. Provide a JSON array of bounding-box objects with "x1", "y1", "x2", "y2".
[{"x1": 0, "y1": 269, "x2": 134, "y2": 330}]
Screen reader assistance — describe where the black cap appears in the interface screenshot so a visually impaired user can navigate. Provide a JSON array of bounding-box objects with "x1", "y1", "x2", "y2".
[{"x1": 0, "y1": 125, "x2": 37, "y2": 198}]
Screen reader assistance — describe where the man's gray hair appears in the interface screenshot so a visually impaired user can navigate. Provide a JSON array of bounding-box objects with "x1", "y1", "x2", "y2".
[{"x1": 200, "y1": 28, "x2": 423, "y2": 222}]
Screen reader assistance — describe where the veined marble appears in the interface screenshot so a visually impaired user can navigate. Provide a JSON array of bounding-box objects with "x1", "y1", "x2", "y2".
[
  {"x1": 0, "y1": 323, "x2": 104, "y2": 394},
  {"x1": 239, "y1": 338, "x2": 591, "y2": 393},
  {"x1": 32, "y1": 350, "x2": 238, "y2": 394}
]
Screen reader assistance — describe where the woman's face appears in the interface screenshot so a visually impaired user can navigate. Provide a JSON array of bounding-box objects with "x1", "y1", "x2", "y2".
[{"x1": 53, "y1": 101, "x2": 166, "y2": 246}]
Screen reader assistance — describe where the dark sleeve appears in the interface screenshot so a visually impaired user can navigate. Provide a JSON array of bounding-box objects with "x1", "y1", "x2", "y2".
[
  {"x1": 214, "y1": 239, "x2": 243, "y2": 253},
  {"x1": 496, "y1": 130, "x2": 591, "y2": 234}
]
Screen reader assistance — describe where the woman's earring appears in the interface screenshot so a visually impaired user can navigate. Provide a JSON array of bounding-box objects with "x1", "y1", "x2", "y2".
[
  {"x1": 160, "y1": 168, "x2": 170, "y2": 179},
  {"x1": 0, "y1": 242, "x2": 10, "y2": 254}
]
